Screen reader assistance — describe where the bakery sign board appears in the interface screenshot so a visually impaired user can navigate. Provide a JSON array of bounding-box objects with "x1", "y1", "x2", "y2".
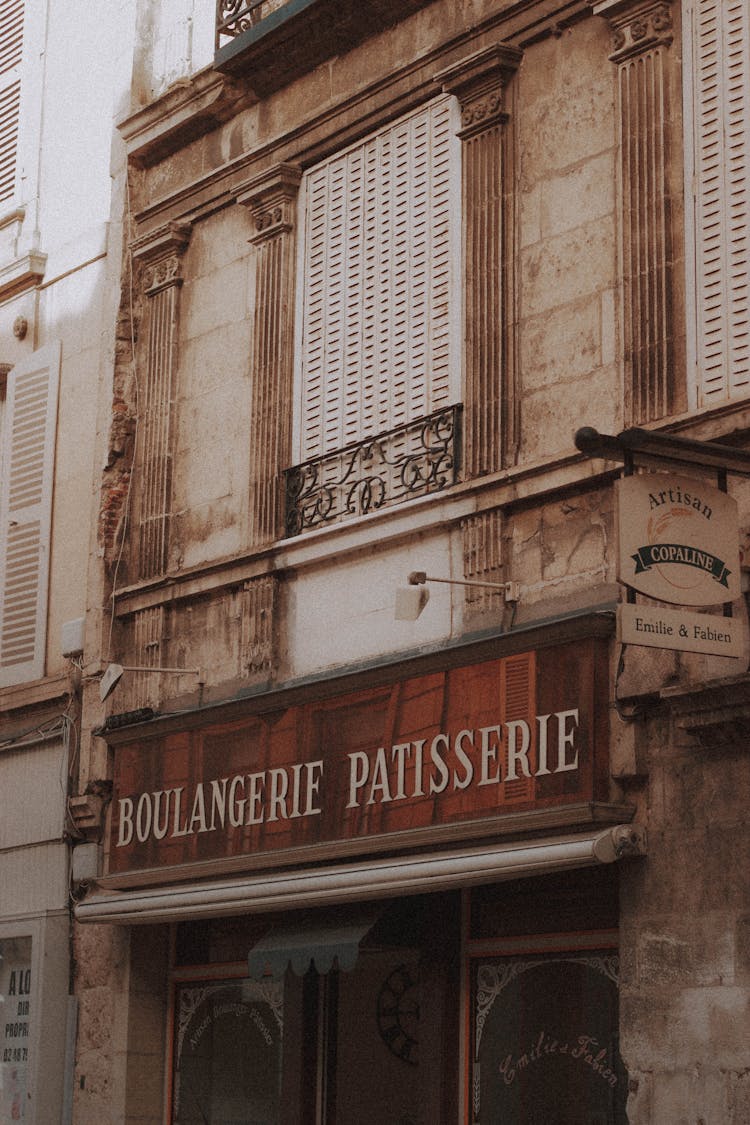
[
  {"x1": 616, "y1": 473, "x2": 743, "y2": 656},
  {"x1": 105, "y1": 638, "x2": 610, "y2": 882}
]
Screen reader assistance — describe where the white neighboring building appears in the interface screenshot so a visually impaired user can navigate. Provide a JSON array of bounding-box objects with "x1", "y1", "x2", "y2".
[{"x1": 0, "y1": 1, "x2": 135, "y2": 1121}]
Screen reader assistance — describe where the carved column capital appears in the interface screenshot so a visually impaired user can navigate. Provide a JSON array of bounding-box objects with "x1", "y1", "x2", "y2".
[
  {"x1": 436, "y1": 44, "x2": 522, "y2": 139},
  {"x1": 132, "y1": 221, "x2": 192, "y2": 295},
  {"x1": 593, "y1": 0, "x2": 673, "y2": 62},
  {"x1": 235, "y1": 162, "x2": 303, "y2": 244}
]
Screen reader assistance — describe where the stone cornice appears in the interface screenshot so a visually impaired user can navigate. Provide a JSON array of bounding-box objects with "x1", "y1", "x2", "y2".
[
  {"x1": 0, "y1": 250, "x2": 46, "y2": 304},
  {"x1": 126, "y1": 7, "x2": 586, "y2": 240},
  {"x1": 663, "y1": 674, "x2": 750, "y2": 749},
  {"x1": 0, "y1": 672, "x2": 70, "y2": 719},
  {"x1": 592, "y1": 0, "x2": 673, "y2": 62},
  {"x1": 0, "y1": 206, "x2": 25, "y2": 231},
  {"x1": 118, "y1": 69, "x2": 257, "y2": 169}
]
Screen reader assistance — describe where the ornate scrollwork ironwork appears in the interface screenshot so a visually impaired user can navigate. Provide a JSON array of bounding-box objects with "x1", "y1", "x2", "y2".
[
  {"x1": 284, "y1": 404, "x2": 462, "y2": 537},
  {"x1": 216, "y1": 0, "x2": 265, "y2": 43}
]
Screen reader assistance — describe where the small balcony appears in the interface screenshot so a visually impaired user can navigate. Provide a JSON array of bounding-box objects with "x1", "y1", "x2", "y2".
[
  {"x1": 284, "y1": 404, "x2": 462, "y2": 537},
  {"x1": 215, "y1": 0, "x2": 437, "y2": 93}
]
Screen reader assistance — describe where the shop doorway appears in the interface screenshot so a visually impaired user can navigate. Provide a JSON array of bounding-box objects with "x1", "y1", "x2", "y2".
[
  {"x1": 466, "y1": 866, "x2": 628, "y2": 1125},
  {"x1": 169, "y1": 894, "x2": 459, "y2": 1125}
]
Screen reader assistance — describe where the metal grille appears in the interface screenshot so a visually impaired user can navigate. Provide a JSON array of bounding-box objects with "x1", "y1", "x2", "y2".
[
  {"x1": 283, "y1": 404, "x2": 461, "y2": 536},
  {"x1": 216, "y1": 0, "x2": 280, "y2": 48}
]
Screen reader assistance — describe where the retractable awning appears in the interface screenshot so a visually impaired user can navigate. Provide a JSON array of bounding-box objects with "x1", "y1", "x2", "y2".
[
  {"x1": 74, "y1": 825, "x2": 645, "y2": 926},
  {"x1": 247, "y1": 909, "x2": 381, "y2": 979}
]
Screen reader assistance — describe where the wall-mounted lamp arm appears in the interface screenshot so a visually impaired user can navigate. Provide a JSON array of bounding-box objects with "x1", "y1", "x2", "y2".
[
  {"x1": 117, "y1": 665, "x2": 202, "y2": 674},
  {"x1": 408, "y1": 571, "x2": 520, "y2": 600},
  {"x1": 397, "y1": 571, "x2": 520, "y2": 621},
  {"x1": 99, "y1": 662, "x2": 203, "y2": 702}
]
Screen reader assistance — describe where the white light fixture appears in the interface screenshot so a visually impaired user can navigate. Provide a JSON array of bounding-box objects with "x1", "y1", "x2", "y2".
[
  {"x1": 395, "y1": 583, "x2": 430, "y2": 621},
  {"x1": 99, "y1": 663, "x2": 203, "y2": 702},
  {"x1": 395, "y1": 571, "x2": 520, "y2": 621}
]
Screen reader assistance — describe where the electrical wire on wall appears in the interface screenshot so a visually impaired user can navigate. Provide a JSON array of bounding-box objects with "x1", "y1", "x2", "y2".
[
  {"x1": 0, "y1": 714, "x2": 69, "y2": 752},
  {"x1": 0, "y1": 683, "x2": 83, "y2": 860},
  {"x1": 61, "y1": 658, "x2": 84, "y2": 843}
]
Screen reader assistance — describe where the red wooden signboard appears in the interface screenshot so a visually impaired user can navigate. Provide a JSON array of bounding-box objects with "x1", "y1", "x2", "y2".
[{"x1": 107, "y1": 638, "x2": 609, "y2": 877}]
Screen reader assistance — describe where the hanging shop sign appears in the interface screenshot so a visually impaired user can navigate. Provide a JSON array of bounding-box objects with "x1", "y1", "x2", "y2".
[
  {"x1": 616, "y1": 470, "x2": 737, "y2": 607},
  {"x1": 616, "y1": 602, "x2": 743, "y2": 658},
  {"x1": 616, "y1": 472, "x2": 743, "y2": 657},
  {"x1": 105, "y1": 638, "x2": 610, "y2": 880},
  {"x1": 616, "y1": 473, "x2": 741, "y2": 605}
]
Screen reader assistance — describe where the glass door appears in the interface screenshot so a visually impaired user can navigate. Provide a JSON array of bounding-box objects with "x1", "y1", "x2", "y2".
[{"x1": 467, "y1": 947, "x2": 628, "y2": 1124}]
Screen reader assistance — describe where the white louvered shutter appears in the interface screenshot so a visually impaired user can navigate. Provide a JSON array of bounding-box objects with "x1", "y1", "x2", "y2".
[
  {"x1": 691, "y1": 0, "x2": 750, "y2": 404},
  {"x1": 0, "y1": 0, "x2": 23, "y2": 205},
  {"x1": 298, "y1": 96, "x2": 457, "y2": 459},
  {"x1": 0, "y1": 342, "x2": 60, "y2": 687}
]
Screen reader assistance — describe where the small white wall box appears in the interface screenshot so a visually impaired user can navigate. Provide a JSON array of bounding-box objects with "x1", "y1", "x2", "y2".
[
  {"x1": 71, "y1": 842, "x2": 99, "y2": 883},
  {"x1": 61, "y1": 617, "x2": 85, "y2": 657}
]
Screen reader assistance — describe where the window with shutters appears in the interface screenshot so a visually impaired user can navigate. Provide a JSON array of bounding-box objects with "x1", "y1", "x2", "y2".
[
  {"x1": 0, "y1": 0, "x2": 23, "y2": 207},
  {"x1": 685, "y1": 0, "x2": 750, "y2": 406},
  {"x1": 285, "y1": 96, "x2": 462, "y2": 534},
  {"x1": 0, "y1": 343, "x2": 60, "y2": 687}
]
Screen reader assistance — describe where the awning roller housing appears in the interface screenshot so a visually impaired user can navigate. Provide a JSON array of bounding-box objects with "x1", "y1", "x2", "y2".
[{"x1": 75, "y1": 825, "x2": 645, "y2": 926}]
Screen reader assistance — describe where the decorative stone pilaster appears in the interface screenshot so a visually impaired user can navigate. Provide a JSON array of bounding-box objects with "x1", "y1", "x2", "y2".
[
  {"x1": 121, "y1": 604, "x2": 166, "y2": 711},
  {"x1": 239, "y1": 574, "x2": 278, "y2": 674},
  {"x1": 438, "y1": 44, "x2": 522, "y2": 477},
  {"x1": 131, "y1": 221, "x2": 192, "y2": 578},
  {"x1": 462, "y1": 509, "x2": 504, "y2": 615},
  {"x1": 594, "y1": 0, "x2": 683, "y2": 422},
  {"x1": 236, "y1": 163, "x2": 302, "y2": 547}
]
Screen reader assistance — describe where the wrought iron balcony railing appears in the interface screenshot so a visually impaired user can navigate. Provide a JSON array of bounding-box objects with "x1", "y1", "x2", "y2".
[
  {"x1": 215, "y1": 0, "x2": 438, "y2": 88},
  {"x1": 284, "y1": 404, "x2": 462, "y2": 537},
  {"x1": 216, "y1": 0, "x2": 275, "y2": 49}
]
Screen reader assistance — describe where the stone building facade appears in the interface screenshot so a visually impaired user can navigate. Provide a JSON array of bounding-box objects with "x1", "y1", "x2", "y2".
[{"x1": 70, "y1": 1, "x2": 750, "y2": 1123}]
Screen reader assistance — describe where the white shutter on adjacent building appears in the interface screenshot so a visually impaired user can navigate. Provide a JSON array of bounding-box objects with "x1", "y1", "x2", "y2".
[
  {"x1": 0, "y1": 342, "x2": 60, "y2": 687},
  {"x1": 297, "y1": 96, "x2": 458, "y2": 459},
  {"x1": 690, "y1": 0, "x2": 750, "y2": 405},
  {"x1": 0, "y1": 0, "x2": 23, "y2": 205}
]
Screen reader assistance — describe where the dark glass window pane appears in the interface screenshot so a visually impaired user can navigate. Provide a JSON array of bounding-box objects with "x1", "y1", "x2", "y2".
[
  {"x1": 470, "y1": 951, "x2": 628, "y2": 1125},
  {"x1": 172, "y1": 977, "x2": 284, "y2": 1125}
]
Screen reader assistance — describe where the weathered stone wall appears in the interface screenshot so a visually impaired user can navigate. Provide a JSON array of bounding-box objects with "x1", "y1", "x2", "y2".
[
  {"x1": 171, "y1": 208, "x2": 255, "y2": 571},
  {"x1": 74, "y1": 1, "x2": 750, "y2": 1122},
  {"x1": 517, "y1": 18, "x2": 621, "y2": 458},
  {"x1": 73, "y1": 923, "x2": 169, "y2": 1125},
  {"x1": 619, "y1": 700, "x2": 750, "y2": 1123}
]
